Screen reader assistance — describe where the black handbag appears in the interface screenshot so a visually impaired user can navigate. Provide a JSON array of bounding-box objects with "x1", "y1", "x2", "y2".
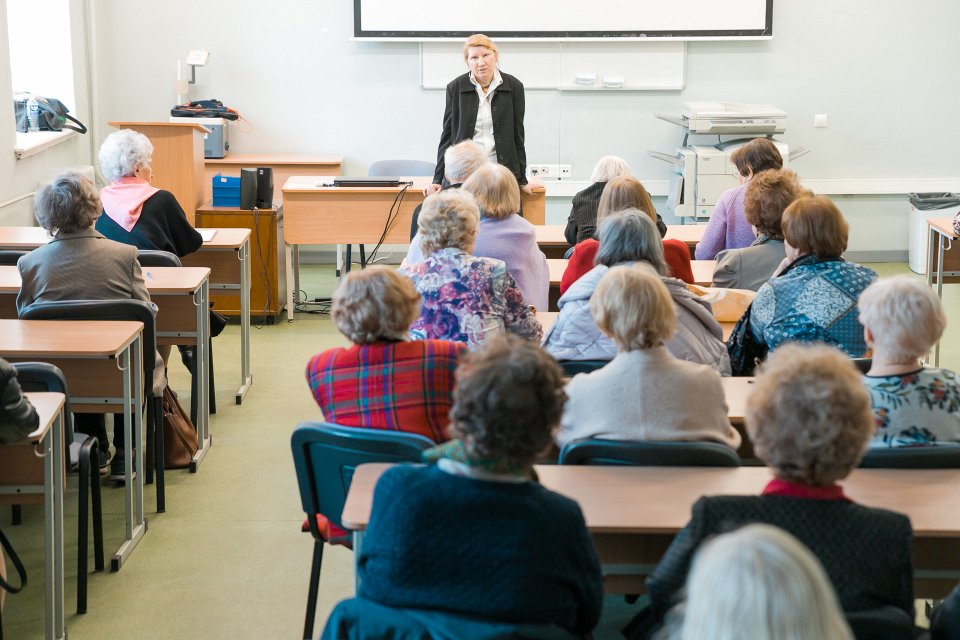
[
  {"x1": 726, "y1": 303, "x2": 768, "y2": 377},
  {"x1": 0, "y1": 526, "x2": 28, "y2": 640},
  {"x1": 13, "y1": 94, "x2": 87, "y2": 134}
]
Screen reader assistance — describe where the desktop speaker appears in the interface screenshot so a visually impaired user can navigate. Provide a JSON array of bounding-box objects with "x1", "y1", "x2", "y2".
[
  {"x1": 240, "y1": 168, "x2": 258, "y2": 210},
  {"x1": 256, "y1": 167, "x2": 274, "y2": 208}
]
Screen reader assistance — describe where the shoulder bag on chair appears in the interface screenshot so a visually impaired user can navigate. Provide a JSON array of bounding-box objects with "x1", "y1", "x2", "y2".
[
  {"x1": 163, "y1": 386, "x2": 198, "y2": 469},
  {"x1": 13, "y1": 94, "x2": 88, "y2": 134},
  {"x1": 0, "y1": 526, "x2": 28, "y2": 640}
]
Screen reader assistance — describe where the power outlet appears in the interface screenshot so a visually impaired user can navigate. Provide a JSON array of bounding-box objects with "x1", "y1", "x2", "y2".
[
  {"x1": 559, "y1": 165, "x2": 572, "y2": 178},
  {"x1": 539, "y1": 165, "x2": 555, "y2": 178}
]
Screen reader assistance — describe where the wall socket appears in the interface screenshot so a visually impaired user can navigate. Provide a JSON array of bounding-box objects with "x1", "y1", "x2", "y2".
[{"x1": 529, "y1": 164, "x2": 572, "y2": 179}]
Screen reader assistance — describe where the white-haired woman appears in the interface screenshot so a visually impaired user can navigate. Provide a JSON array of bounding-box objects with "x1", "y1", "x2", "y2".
[
  {"x1": 95, "y1": 128, "x2": 202, "y2": 257},
  {"x1": 409, "y1": 140, "x2": 487, "y2": 241},
  {"x1": 661, "y1": 524, "x2": 853, "y2": 640},
  {"x1": 858, "y1": 276, "x2": 960, "y2": 447},
  {"x1": 564, "y1": 156, "x2": 633, "y2": 245}
]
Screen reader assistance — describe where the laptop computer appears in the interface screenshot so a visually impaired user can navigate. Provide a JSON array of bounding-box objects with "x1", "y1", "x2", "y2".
[{"x1": 333, "y1": 176, "x2": 409, "y2": 187}]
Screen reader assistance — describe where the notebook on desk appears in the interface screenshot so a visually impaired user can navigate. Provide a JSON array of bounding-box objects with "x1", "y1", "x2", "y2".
[{"x1": 198, "y1": 229, "x2": 216, "y2": 242}]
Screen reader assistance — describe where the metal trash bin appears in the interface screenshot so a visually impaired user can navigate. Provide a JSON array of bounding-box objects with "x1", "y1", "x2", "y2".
[{"x1": 908, "y1": 193, "x2": 960, "y2": 274}]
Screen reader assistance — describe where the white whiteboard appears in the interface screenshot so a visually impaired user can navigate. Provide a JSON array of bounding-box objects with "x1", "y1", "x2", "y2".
[
  {"x1": 356, "y1": 0, "x2": 772, "y2": 40},
  {"x1": 421, "y1": 42, "x2": 686, "y2": 91}
]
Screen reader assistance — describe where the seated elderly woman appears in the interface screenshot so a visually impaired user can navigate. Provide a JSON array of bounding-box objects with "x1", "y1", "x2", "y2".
[
  {"x1": 0, "y1": 357, "x2": 39, "y2": 444},
  {"x1": 305, "y1": 266, "x2": 466, "y2": 443},
  {"x1": 401, "y1": 190, "x2": 542, "y2": 350},
  {"x1": 544, "y1": 210, "x2": 730, "y2": 373},
  {"x1": 17, "y1": 171, "x2": 165, "y2": 478},
  {"x1": 564, "y1": 155, "x2": 635, "y2": 245},
  {"x1": 660, "y1": 525, "x2": 854, "y2": 640},
  {"x1": 630, "y1": 344, "x2": 914, "y2": 637},
  {"x1": 558, "y1": 265, "x2": 740, "y2": 449},
  {"x1": 408, "y1": 164, "x2": 550, "y2": 309},
  {"x1": 409, "y1": 139, "x2": 487, "y2": 241},
  {"x1": 354, "y1": 335, "x2": 603, "y2": 635},
  {"x1": 713, "y1": 169, "x2": 807, "y2": 291},
  {"x1": 745, "y1": 195, "x2": 877, "y2": 358},
  {"x1": 560, "y1": 175, "x2": 689, "y2": 292},
  {"x1": 95, "y1": 129, "x2": 202, "y2": 257},
  {"x1": 858, "y1": 276, "x2": 960, "y2": 448}
]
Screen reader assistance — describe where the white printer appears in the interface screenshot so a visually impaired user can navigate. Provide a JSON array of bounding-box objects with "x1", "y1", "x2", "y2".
[{"x1": 650, "y1": 102, "x2": 804, "y2": 221}]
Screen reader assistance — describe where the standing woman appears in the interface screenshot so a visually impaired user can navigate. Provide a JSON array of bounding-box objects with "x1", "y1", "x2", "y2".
[{"x1": 425, "y1": 34, "x2": 533, "y2": 197}]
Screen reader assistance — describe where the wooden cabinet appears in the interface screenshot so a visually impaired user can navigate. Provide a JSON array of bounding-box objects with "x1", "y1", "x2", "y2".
[{"x1": 194, "y1": 201, "x2": 286, "y2": 321}]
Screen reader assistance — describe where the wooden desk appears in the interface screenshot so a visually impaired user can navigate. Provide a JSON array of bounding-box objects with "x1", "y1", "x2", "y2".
[
  {"x1": 281, "y1": 176, "x2": 547, "y2": 321},
  {"x1": 0, "y1": 320, "x2": 145, "y2": 571},
  {"x1": 203, "y1": 154, "x2": 343, "y2": 203},
  {"x1": 342, "y1": 463, "x2": 960, "y2": 598},
  {"x1": 535, "y1": 224, "x2": 707, "y2": 259},
  {"x1": 181, "y1": 225, "x2": 255, "y2": 404},
  {"x1": 0, "y1": 266, "x2": 212, "y2": 470},
  {"x1": 536, "y1": 309, "x2": 734, "y2": 341},
  {"x1": 0, "y1": 392, "x2": 66, "y2": 640},
  {"x1": 926, "y1": 217, "x2": 960, "y2": 365}
]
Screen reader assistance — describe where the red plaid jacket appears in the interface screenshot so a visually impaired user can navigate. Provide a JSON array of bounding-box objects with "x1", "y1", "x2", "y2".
[{"x1": 305, "y1": 340, "x2": 467, "y2": 442}]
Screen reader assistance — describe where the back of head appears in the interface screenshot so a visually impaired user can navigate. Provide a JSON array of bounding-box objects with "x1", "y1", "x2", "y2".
[
  {"x1": 33, "y1": 170, "x2": 101, "y2": 235},
  {"x1": 782, "y1": 195, "x2": 849, "y2": 259},
  {"x1": 418, "y1": 189, "x2": 481, "y2": 256},
  {"x1": 331, "y1": 266, "x2": 421, "y2": 344},
  {"x1": 591, "y1": 264, "x2": 676, "y2": 351},
  {"x1": 744, "y1": 169, "x2": 808, "y2": 240},
  {"x1": 590, "y1": 155, "x2": 632, "y2": 183},
  {"x1": 596, "y1": 209, "x2": 667, "y2": 274},
  {"x1": 444, "y1": 140, "x2": 488, "y2": 184},
  {"x1": 597, "y1": 175, "x2": 657, "y2": 225},
  {"x1": 450, "y1": 335, "x2": 565, "y2": 470},
  {"x1": 98, "y1": 128, "x2": 153, "y2": 183},
  {"x1": 675, "y1": 524, "x2": 853, "y2": 640},
  {"x1": 730, "y1": 138, "x2": 783, "y2": 177},
  {"x1": 858, "y1": 275, "x2": 946, "y2": 362},
  {"x1": 461, "y1": 163, "x2": 520, "y2": 219},
  {"x1": 746, "y1": 343, "x2": 872, "y2": 486}
]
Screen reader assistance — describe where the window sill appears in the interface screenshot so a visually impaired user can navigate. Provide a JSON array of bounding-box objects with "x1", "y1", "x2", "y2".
[{"x1": 15, "y1": 130, "x2": 76, "y2": 159}]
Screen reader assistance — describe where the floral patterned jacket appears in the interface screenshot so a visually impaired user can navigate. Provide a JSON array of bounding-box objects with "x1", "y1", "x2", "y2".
[
  {"x1": 401, "y1": 248, "x2": 542, "y2": 351},
  {"x1": 864, "y1": 368, "x2": 960, "y2": 447}
]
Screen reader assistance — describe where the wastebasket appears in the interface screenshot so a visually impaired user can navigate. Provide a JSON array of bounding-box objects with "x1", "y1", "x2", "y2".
[{"x1": 908, "y1": 193, "x2": 960, "y2": 274}]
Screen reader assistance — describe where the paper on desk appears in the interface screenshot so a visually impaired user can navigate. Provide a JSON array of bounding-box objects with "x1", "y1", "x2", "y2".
[{"x1": 198, "y1": 229, "x2": 216, "y2": 242}]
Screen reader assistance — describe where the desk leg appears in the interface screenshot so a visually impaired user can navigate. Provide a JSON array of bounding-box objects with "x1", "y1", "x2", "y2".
[
  {"x1": 43, "y1": 409, "x2": 66, "y2": 639},
  {"x1": 285, "y1": 243, "x2": 295, "y2": 322},
  {"x1": 112, "y1": 338, "x2": 147, "y2": 571},
  {"x1": 192, "y1": 280, "x2": 213, "y2": 471},
  {"x1": 937, "y1": 232, "x2": 946, "y2": 367},
  {"x1": 352, "y1": 530, "x2": 364, "y2": 595},
  {"x1": 236, "y1": 239, "x2": 253, "y2": 403}
]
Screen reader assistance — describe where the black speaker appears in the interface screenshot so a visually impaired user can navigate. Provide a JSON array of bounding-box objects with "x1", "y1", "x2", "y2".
[
  {"x1": 256, "y1": 167, "x2": 274, "y2": 208},
  {"x1": 240, "y1": 168, "x2": 257, "y2": 210}
]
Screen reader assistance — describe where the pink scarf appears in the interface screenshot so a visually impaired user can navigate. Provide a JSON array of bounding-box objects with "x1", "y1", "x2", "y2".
[{"x1": 99, "y1": 177, "x2": 159, "y2": 232}]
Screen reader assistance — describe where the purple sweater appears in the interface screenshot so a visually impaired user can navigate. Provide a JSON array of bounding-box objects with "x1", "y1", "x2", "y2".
[
  {"x1": 694, "y1": 182, "x2": 757, "y2": 260},
  {"x1": 407, "y1": 214, "x2": 550, "y2": 310}
]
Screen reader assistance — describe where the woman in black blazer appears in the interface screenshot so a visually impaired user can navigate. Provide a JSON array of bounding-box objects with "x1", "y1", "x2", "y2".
[{"x1": 426, "y1": 34, "x2": 531, "y2": 197}]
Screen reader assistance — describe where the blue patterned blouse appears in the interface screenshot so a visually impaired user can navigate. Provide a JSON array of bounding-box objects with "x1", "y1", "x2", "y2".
[
  {"x1": 864, "y1": 368, "x2": 960, "y2": 447},
  {"x1": 748, "y1": 256, "x2": 877, "y2": 356}
]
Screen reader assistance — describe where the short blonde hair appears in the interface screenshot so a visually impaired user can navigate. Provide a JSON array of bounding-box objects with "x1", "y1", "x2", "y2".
[
  {"x1": 34, "y1": 171, "x2": 101, "y2": 234},
  {"x1": 444, "y1": 140, "x2": 487, "y2": 183},
  {"x1": 331, "y1": 266, "x2": 420, "y2": 344},
  {"x1": 746, "y1": 343, "x2": 873, "y2": 486},
  {"x1": 418, "y1": 189, "x2": 480, "y2": 256},
  {"x1": 744, "y1": 170, "x2": 808, "y2": 240},
  {"x1": 782, "y1": 195, "x2": 848, "y2": 259},
  {"x1": 463, "y1": 34, "x2": 498, "y2": 61},
  {"x1": 589, "y1": 156, "x2": 632, "y2": 183},
  {"x1": 591, "y1": 264, "x2": 676, "y2": 351},
  {"x1": 672, "y1": 524, "x2": 853, "y2": 640},
  {"x1": 858, "y1": 276, "x2": 946, "y2": 362},
  {"x1": 597, "y1": 176, "x2": 657, "y2": 227},
  {"x1": 461, "y1": 164, "x2": 520, "y2": 219}
]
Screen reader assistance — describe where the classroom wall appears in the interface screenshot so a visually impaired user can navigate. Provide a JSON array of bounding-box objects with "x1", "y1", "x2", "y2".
[{"x1": 8, "y1": 1, "x2": 958, "y2": 257}]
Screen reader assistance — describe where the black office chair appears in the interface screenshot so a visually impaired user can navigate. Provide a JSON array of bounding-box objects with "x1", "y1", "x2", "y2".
[
  {"x1": 12, "y1": 362, "x2": 104, "y2": 614},
  {"x1": 0, "y1": 250, "x2": 27, "y2": 266},
  {"x1": 556, "y1": 360, "x2": 610, "y2": 376},
  {"x1": 291, "y1": 422, "x2": 435, "y2": 640},
  {"x1": 851, "y1": 357, "x2": 873, "y2": 374},
  {"x1": 859, "y1": 445, "x2": 960, "y2": 469},
  {"x1": 844, "y1": 606, "x2": 914, "y2": 640},
  {"x1": 558, "y1": 438, "x2": 742, "y2": 467},
  {"x1": 19, "y1": 299, "x2": 167, "y2": 513},
  {"x1": 137, "y1": 249, "x2": 218, "y2": 417}
]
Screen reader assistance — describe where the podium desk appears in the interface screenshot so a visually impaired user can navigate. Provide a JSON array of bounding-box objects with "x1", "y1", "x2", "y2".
[
  {"x1": 0, "y1": 392, "x2": 66, "y2": 640},
  {"x1": 342, "y1": 463, "x2": 960, "y2": 598},
  {"x1": 0, "y1": 320, "x2": 145, "y2": 571},
  {"x1": 535, "y1": 224, "x2": 707, "y2": 259},
  {"x1": 926, "y1": 217, "x2": 960, "y2": 365},
  {"x1": 281, "y1": 176, "x2": 547, "y2": 321}
]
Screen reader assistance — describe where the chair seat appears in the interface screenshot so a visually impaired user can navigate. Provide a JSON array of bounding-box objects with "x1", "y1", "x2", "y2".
[{"x1": 301, "y1": 514, "x2": 351, "y2": 545}]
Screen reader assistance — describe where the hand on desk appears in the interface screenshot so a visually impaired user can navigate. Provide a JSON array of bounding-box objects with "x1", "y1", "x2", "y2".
[
  {"x1": 423, "y1": 183, "x2": 442, "y2": 196},
  {"x1": 520, "y1": 183, "x2": 538, "y2": 196}
]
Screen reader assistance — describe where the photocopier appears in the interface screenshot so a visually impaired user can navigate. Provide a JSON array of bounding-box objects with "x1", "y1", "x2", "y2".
[{"x1": 649, "y1": 102, "x2": 807, "y2": 221}]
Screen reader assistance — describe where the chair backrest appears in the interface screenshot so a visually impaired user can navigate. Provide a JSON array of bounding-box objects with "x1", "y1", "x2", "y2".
[
  {"x1": 290, "y1": 422, "x2": 435, "y2": 531},
  {"x1": 12, "y1": 361, "x2": 73, "y2": 441},
  {"x1": 557, "y1": 360, "x2": 609, "y2": 376},
  {"x1": 851, "y1": 357, "x2": 872, "y2": 374},
  {"x1": 859, "y1": 445, "x2": 960, "y2": 469},
  {"x1": 368, "y1": 160, "x2": 436, "y2": 177},
  {"x1": 136, "y1": 250, "x2": 182, "y2": 267},
  {"x1": 558, "y1": 438, "x2": 742, "y2": 467},
  {"x1": 844, "y1": 605, "x2": 913, "y2": 640},
  {"x1": 19, "y1": 299, "x2": 158, "y2": 378},
  {"x1": 0, "y1": 250, "x2": 28, "y2": 266}
]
